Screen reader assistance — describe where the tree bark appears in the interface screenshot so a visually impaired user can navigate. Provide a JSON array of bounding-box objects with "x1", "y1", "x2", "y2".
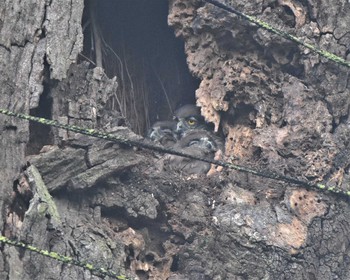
[{"x1": 1, "y1": 0, "x2": 350, "y2": 279}]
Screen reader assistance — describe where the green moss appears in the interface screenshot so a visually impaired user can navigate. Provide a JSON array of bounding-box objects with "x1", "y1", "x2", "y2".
[{"x1": 28, "y1": 165, "x2": 61, "y2": 225}]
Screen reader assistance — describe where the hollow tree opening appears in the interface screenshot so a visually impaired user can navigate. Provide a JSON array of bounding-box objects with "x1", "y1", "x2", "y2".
[
  {"x1": 27, "y1": 84, "x2": 53, "y2": 155},
  {"x1": 82, "y1": 0, "x2": 200, "y2": 135}
]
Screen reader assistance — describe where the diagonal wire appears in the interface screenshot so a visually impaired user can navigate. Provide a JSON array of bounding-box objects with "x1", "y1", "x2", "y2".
[
  {"x1": 0, "y1": 235, "x2": 131, "y2": 279},
  {"x1": 1, "y1": 108, "x2": 349, "y2": 198},
  {"x1": 203, "y1": 0, "x2": 350, "y2": 68}
]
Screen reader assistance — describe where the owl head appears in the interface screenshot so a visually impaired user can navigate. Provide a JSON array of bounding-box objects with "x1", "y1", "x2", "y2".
[
  {"x1": 173, "y1": 104, "x2": 207, "y2": 136},
  {"x1": 176, "y1": 129, "x2": 223, "y2": 153},
  {"x1": 165, "y1": 129, "x2": 224, "y2": 175},
  {"x1": 147, "y1": 120, "x2": 178, "y2": 147}
]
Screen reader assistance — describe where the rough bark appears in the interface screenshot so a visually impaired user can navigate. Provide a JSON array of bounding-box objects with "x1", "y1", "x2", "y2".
[
  {"x1": 167, "y1": 0, "x2": 350, "y2": 279},
  {"x1": 0, "y1": 0, "x2": 350, "y2": 280},
  {"x1": 0, "y1": 0, "x2": 83, "y2": 278}
]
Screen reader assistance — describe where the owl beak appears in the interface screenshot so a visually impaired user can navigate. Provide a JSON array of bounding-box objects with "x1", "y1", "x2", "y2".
[
  {"x1": 148, "y1": 127, "x2": 160, "y2": 141},
  {"x1": 204, "y1": 140, "x2": 215, "y2": 150},
  {"x1": 176, "y1": 120, "x2": 185, "y2": 134}
]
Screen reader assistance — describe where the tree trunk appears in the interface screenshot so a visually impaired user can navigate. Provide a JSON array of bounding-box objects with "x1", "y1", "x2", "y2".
[{"x1": 1, "y1": 0, "x2": 350, "y2": 279}]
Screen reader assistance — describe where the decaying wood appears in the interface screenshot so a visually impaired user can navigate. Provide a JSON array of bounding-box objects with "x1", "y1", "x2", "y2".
[{"x1": 1, "y1": 0, "x2": 350, "y2": 279}]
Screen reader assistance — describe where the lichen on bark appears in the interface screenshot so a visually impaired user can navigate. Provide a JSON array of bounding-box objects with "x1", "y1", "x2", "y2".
[{"x1": 1, "y1": 0, "x2": 350, "y2": 279}]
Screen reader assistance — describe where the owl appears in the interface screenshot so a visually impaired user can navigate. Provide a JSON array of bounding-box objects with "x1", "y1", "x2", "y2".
[
  {"x1": 147, "y1": 120, "x2": 178, "y2": 147},
  {"x1": 173, "y1": 104, "x2": 210, "y2": 137},
  {"x1": 164, "y1": 129, "x2": 224, "y2": 175}
]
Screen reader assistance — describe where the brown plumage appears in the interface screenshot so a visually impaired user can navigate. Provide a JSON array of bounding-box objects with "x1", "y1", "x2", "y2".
[
  {"x1": 173, "y1": 104, "x2": 210, "y2": 137},
  {"x1": 164, "y1": 129, "x2": 224, "y2": 175},
  {"x1": 147, "y1": 120, "x2": 178, "y2": 147}
]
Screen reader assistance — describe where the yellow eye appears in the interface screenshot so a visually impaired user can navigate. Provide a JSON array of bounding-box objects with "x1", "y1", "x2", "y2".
[{"x1": 187, "y1": 118, "x2": 197, "y2": 126}]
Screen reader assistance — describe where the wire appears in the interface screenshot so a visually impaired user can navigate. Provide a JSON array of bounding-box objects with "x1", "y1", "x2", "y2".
[
  {"x1": 203, "y1": 0, "x2": 350, "y2": 68},
  {"x1": 1, "y1": 108, "x2": 349, "y2": 198},
  {"x1": 0, "y1": 235, "x2": 131, "y2": 279}
]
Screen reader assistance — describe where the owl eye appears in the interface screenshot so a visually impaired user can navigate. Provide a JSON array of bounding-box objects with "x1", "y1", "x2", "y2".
[
  {"x1": 187, "y1": 118, "x2": 197, "y2": 126},
  {"x1": 189, "y1": 140, "x2": 200, "y2": 146}
]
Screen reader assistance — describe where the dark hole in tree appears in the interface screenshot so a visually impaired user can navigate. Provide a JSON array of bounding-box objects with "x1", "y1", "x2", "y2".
[
  {"x1": 26, "y1": 84, "x2": 53, "y2": 155},
  {"x1": 170, "y1": 254, "x2": 179, "y2": 272},
  {"x1": 82, "y1": 0, "x2": 200, "y2": 135},
  {"x1": 145, "y1": 252, "x2": 155, "y2": 262},
  {"x1": 281, "y1": 5, "x2": 296, "y2": 28}
]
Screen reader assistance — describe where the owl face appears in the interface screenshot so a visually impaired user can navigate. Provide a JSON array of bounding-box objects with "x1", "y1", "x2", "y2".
[
  {"x1": 147, "y1": 120, "x2": 178, "y2": 147},
  {"x1": 173, "y1": 104, "x2": 207, "y2": 136},
  {"x1": 177, "y1": 129, "x2": 223, "y2": 152},
  {"x1": 165, "y1": 129, "x2": 223, "y2": 175},
  {"x1": 148, "y1": 104, "x2": 223, "y2": 175},
  {"x1": 188, "y1": 137, "x2": 216, "y2": 152}
]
